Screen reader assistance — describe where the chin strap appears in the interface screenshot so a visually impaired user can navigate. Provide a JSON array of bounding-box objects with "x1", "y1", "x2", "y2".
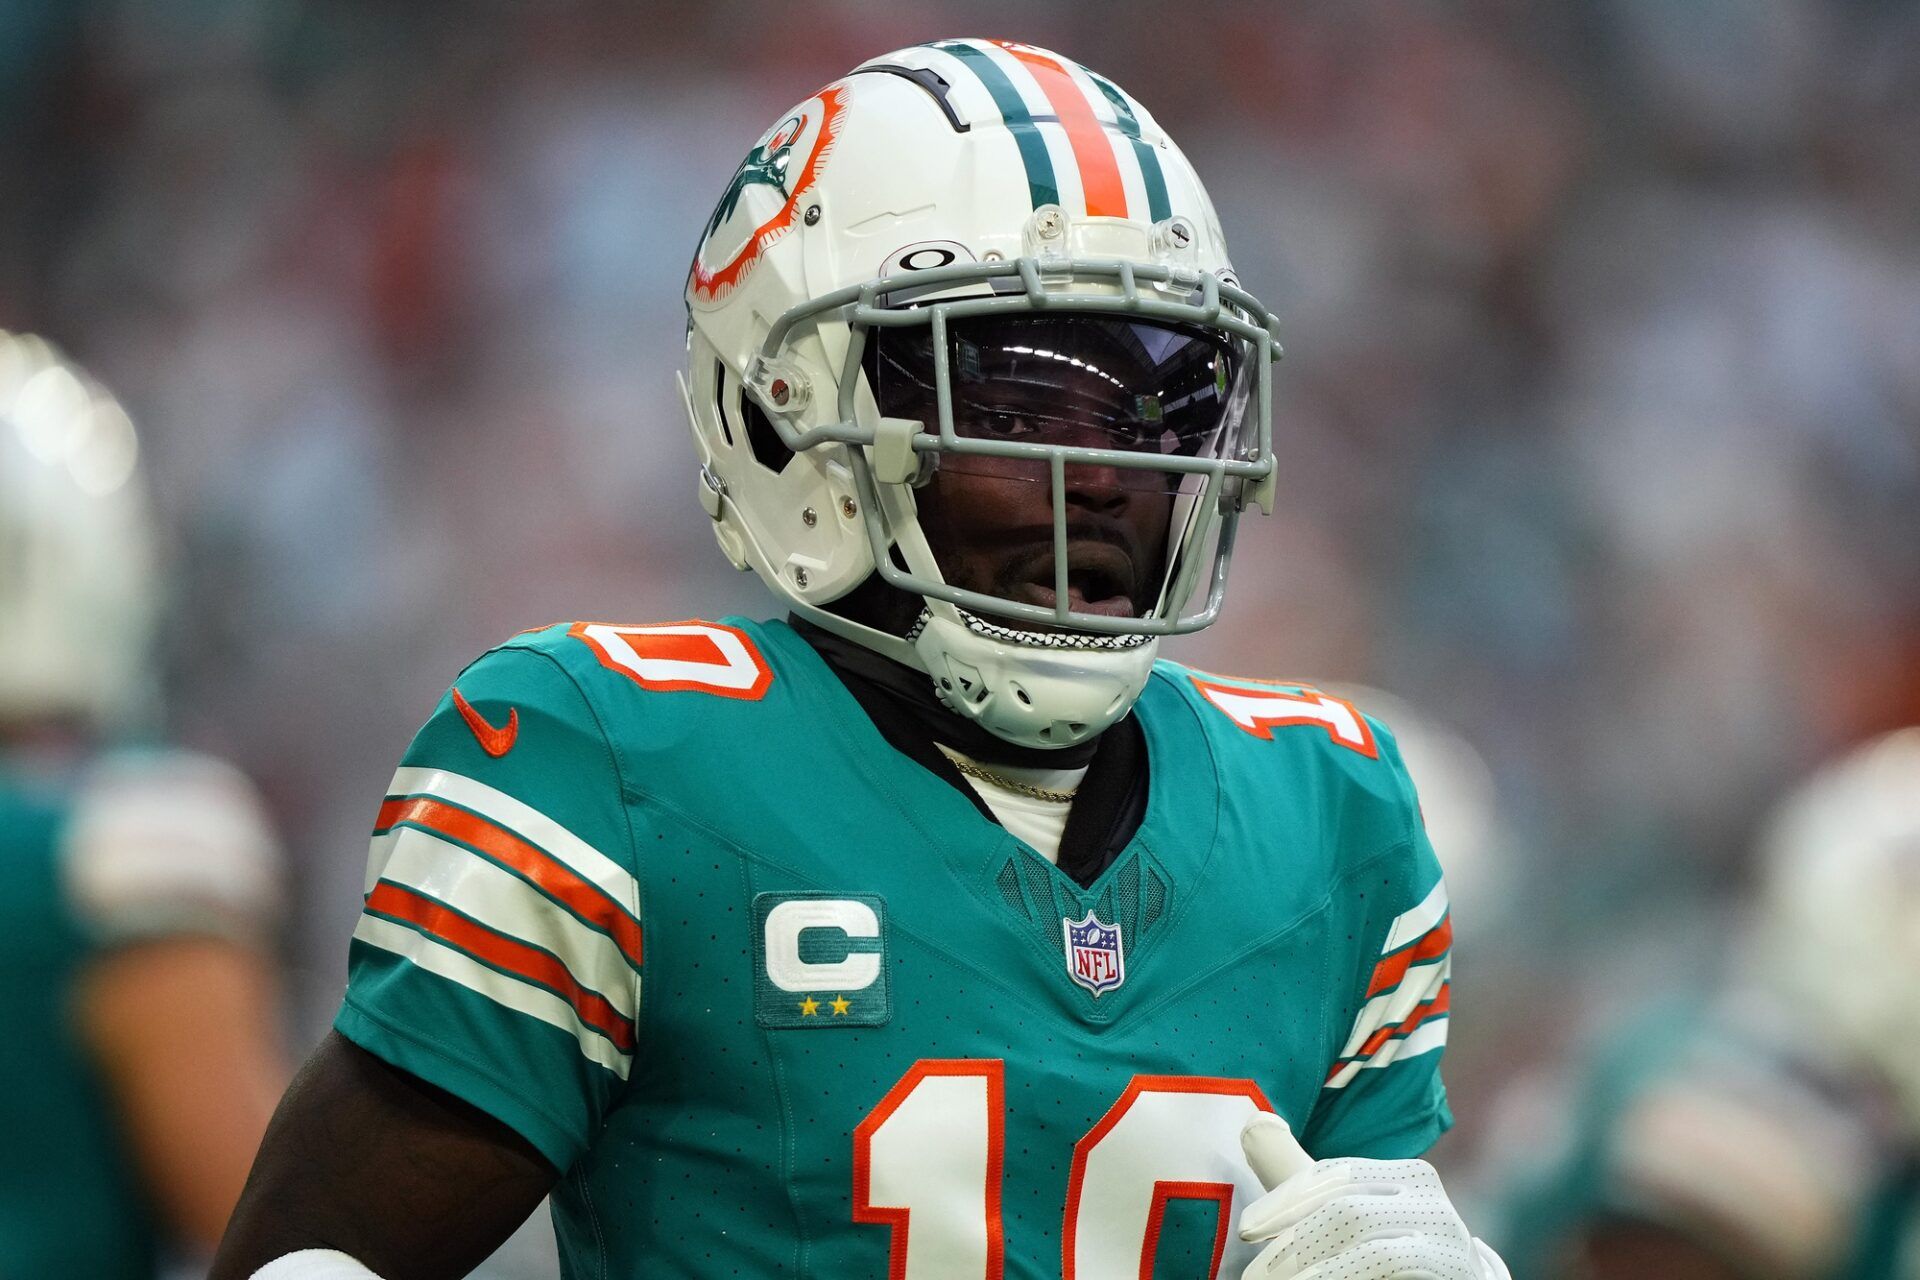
[{"x1": 906, "y1": 606, "x2": 1154, "y2": 652}]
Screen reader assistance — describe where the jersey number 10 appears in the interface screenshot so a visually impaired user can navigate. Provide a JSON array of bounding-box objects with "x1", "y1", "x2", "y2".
[{"x1": 854, "y1": 1060, "x2": 1274, "y2": 1279}]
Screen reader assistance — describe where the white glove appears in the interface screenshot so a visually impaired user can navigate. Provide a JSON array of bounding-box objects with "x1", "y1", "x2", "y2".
[
  {"x1": 251, "y1": 1251, "x2": 386, "y2": 1279},
  {"x1": 1237, "y1": 1113, "x2": 1511, "y2": 1280}
]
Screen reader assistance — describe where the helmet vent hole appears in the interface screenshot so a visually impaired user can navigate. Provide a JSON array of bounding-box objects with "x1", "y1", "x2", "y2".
[
  {"x1": 1068, "y1": 722, "x2": 1087, "y2": 735},
  {"x1": 712, "y1": 359, "x2": 733, "y2": 447},
  {"x1": 740, "y1": 391, "x2": 795, "y2": 474},
  {"x1": 940, "y1": 678, "x2": 953, "y2": 690},
  {"x1": 972, "y1": 686, "x2": 989, "y2": 705},
  {"x1": 1014, "y1": 687, "x2": 1032, "y2": 706}
]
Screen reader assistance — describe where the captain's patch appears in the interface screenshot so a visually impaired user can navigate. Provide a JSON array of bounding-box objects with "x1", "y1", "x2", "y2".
[{"x1": 753, "y1": 892, "x2": 890, "y2": 1028}]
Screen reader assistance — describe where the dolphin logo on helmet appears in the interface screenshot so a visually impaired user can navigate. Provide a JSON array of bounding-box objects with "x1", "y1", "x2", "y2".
[{"x1": 690, "y1": 87, "x2": 850, "y2": 306}]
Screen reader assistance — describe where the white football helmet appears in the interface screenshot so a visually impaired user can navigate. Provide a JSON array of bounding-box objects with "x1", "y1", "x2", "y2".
[
  {"x1": 1745, "y1": 727, "x2": 1920, "y2": 1125},
  {"x1": 0, "y1": 330, "x2": 159, "y2": 733},
  {"x1": 681, "y1": 39, "x2": 1280, "y2": 748}
]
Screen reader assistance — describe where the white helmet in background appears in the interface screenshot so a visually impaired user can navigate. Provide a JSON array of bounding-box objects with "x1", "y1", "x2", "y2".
[
  {"x1": 681, "y1": 39, "x2": 1281, "y2": 748},
  {"x1": 1747, "y1": 728, "x2": 1920, "y2": 1125},
  {"x1": 0, "y1": 330, "x2": 159, "y2": 733}
]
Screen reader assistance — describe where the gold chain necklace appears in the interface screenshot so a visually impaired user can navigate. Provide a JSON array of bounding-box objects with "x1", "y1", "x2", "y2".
[{"x1": 950, "y1": 757, "x2": 1078, "y2": 805}]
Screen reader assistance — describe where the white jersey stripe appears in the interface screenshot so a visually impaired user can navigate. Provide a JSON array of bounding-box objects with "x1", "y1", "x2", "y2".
[
  {"x1": 1368, "y1": 1016, "x2": 1450, "y2": 1070},
  {"x1": 1384, "y1": 880, "x2": 1450, "y2": 954},
  {"x1": 1324, "y1": 1018, "x2": 1451, "y2": 1090},
  {"x1": 384, "y1": 767, "x2": 639, "y2": 923},
  {"x1": 1336, "y1": 954, "x2": 1451, "y2": 1059},
  {"x1": 352, "y1": 913, "x2": 632, "y2": 1077},
  {"x1": 375, "y1": 826, "x2": 639, "y2": 1018}
]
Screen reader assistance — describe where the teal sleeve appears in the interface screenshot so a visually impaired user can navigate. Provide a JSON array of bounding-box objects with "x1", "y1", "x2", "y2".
[
  {"x1": 332, "y1": 640, "x2": 643, "y2": 1172},
  {"x1": 1302, "y1": 725, "x2": 1454, "y2": 1160}
]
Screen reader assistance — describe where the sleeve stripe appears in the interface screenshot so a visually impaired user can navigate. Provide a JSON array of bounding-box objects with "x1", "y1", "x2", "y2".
[
  {"x1": 1324, "y1": 1014, "x2": 1450, "y2": 1089},
  {"x1": 375, "y1": 795, "x2": 643, "y2": 967},
  {"x1": 385, "y1": 766, "x2": 639, "y2": 915},
  {"x1": 1383, "y1": 880, "x2": 1449, "y2": 953},
  {"x1": 365, "y1": 881, "x2": 636, "y2": 1053},
  {"x1": 1343, "y1": 983, "x2": 1451, "y2": 1064},
  {"x1": 1339, "y1": 954, "x2": 1452, "y2": 1057},
  {"x1": 1324, "y1": 878, "x2": 1453, "y2": 1090},
  {"x1": 375, "y1": 826, "x2": 638, "y2": 1017},
  {"x1": 1366, "y1": 915, "x2": 1452, "y2": 997},
  {"x1": 352, "y1": 914, "x2": 632, "y2": 1078}
]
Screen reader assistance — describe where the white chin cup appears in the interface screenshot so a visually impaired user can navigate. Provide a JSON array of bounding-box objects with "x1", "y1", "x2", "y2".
[{"x1": 910, "y1": 610, "x2": 1158, "y2": 750}]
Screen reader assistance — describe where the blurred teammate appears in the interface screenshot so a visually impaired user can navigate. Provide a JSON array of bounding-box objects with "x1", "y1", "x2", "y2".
[
  {"x1": 0, "y1": 331, "x2": 287, "y2": 1276},
  {"x1": 1489, "y1": 728, "x2": 1920, "y2": 1278}
]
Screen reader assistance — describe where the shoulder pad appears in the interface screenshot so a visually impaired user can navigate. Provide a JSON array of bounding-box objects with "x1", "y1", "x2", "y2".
[
  {"x1": 1155, "y1": 662, "x2": 1423, "y2": 865},
  {"x1": 63, "y1": 748, "x2": 282, "y2": 942}
]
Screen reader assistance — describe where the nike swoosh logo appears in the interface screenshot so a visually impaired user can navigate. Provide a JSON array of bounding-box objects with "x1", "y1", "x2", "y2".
[{"x1": 451, "y1": 687, "x2": 519, "y2": 757}]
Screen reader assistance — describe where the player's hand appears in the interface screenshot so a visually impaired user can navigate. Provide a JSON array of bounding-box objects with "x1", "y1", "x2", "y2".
[{"x1": 1236, "y1": 1113, "x2": 1511, "y2": 1280}]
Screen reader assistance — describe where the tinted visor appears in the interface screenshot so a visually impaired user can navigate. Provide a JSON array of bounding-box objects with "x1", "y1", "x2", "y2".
[
  {"x1": 867, "y1": 315, "x2": 1254, "y2": 622},
  {"x1": 868, "y1": 314, "x2": 1253, "y2": 492}
]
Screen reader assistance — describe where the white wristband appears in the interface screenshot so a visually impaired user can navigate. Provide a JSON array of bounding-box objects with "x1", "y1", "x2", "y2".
[{"x1": 250, "y1": 1250, "x2": 385, "y2": 1280}]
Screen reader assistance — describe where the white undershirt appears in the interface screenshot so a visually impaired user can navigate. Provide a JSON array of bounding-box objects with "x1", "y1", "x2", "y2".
[{"x1": 937, "y1": 744, "x2": 1088, "y2": 864}]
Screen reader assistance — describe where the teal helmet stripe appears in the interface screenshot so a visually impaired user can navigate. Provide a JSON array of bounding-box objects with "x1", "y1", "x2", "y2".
[
  {"x1": 1086, "y1": 71, "x2": 1171, "y2": 223},
  {"x1": 932, "y1": 40, "x2": 1060, "y2": 210}
]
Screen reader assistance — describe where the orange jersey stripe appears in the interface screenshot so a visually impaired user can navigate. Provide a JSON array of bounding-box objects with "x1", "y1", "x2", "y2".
[
  {"x1": 367, "y1": 881, "x2": 635, "y2": 1052},
  {"x1": 375, "y1": 795, "x2": 644, "y2": 967},
  {"x1": 995, "y1": 43, "x2": 1128, "y2": 218},
  {"x1": 1366, "y1": 916, "x2": 1453, "y2": 997}
]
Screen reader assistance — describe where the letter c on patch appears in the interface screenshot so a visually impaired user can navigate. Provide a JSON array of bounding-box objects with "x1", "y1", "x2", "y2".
[{"x1": 763, "y1": 898, "x2": 881, "y2": 992}]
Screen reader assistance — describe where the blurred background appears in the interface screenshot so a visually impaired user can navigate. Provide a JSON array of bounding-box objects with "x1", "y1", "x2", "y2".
[{"x1": 3, "y1": 0, "x2": 1917, "y2": 1274}]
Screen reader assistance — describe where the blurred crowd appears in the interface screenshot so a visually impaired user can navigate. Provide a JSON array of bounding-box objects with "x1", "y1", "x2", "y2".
[{"x1": 2, "y1": 0, "x2": 1916, "y2": 1249}]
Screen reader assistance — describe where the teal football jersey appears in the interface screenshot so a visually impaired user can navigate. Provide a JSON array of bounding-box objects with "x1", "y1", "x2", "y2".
[
  {"x1": 335, "y1": 617, "x2": 1453, "y2": 1279},
  {"x1": 0, "y1": 751, "x2": 279, "y2": 1279},
  {"x1": 1492, "y1": 997, "x2": 1920, "y2": 1279}
]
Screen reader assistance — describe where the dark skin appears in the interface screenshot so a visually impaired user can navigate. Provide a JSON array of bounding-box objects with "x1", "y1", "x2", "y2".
[
  {"x1": 210, "y1": 1034, "x2": 554, "y2": 1277},
  {"x1": 868, "y1": 353, "x2": 1180, "y2": 631},
  {"x1": 212, "y1": 362, "x2": 1180, "y2": 1277}
]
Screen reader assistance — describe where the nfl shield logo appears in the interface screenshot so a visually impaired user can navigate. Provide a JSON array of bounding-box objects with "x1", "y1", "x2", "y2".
[{"x1": 1062, "y1": 911, "x2": 1126, "y2": 997}]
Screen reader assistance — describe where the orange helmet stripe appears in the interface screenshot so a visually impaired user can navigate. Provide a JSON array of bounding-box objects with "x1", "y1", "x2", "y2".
[{"x1": 993, "y1": 42, "x2": 1129, "y2": 219}]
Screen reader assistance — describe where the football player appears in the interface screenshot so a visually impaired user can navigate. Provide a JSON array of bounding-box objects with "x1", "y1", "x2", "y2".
[
  {"x1": 0, "y1": 330, "x2": 287, "y2": 1275},
  {"x1": 1487, "y1": 727, "x2": 1920, "y2": 1278},
  {"x1": 214, "y1": 41, "x2": 1508, "y2": 1280}
]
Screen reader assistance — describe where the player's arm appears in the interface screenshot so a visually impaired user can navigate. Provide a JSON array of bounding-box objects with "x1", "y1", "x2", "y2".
[
  {"x1": 79, "y1": 936, "x2": 286, "y2": 1250},
  {"x1": 63, "y1": 752, "x2": 291, "y2": 1252},
  {"x1": 209, "y1": 1031, "x2": 555, "y2": 1280},
  {"x1": 217, "y1": 639, "x2": 643, "y2": 1277},
  {"x1": 1300, "y1": 723, "x2": 1455, "y2": 1163},
  {"x1": 1229, "y1": 722, "x2": 1511, "y2": 1278}
]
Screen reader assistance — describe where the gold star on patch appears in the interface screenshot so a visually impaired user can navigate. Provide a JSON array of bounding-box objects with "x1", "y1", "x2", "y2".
[
  {"x1": 798, "y1": 996, "x2": 820, "y2": 1016},
  {"x1": 830, "y1": 995, "x2": 852, "y2": 1016}
]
